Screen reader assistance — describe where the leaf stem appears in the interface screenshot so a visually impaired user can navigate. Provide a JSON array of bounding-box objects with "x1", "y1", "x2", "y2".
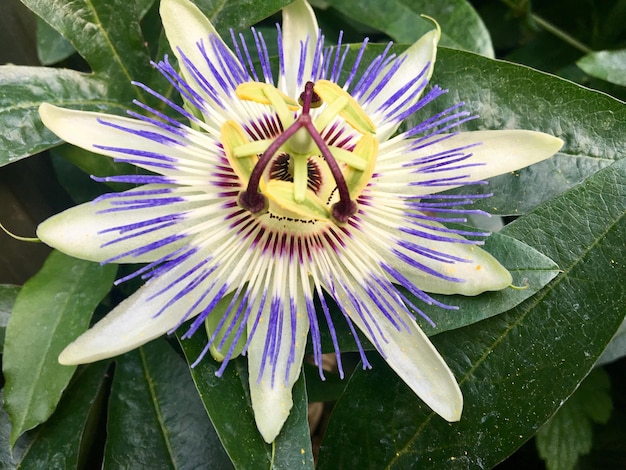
[
  {"x1": 0, "y1": 222, "x2": 40, "y2": 243},
  {"x1": 530, "y1": 14, "x2": 593, "y2": 54}
]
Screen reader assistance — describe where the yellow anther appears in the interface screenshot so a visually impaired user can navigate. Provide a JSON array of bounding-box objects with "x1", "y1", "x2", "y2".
[
  {"x1": 221, "y1": 120, "x2": 258, "y2": 182},
  {"x1": 313, "y1": 80, "x2": 376, "y2": 135},
  {"x1": 328, "y1": 146, "x2": 367, "y2": 171},
  {"x1": 264, "y1": 180, "x2": 330, "y2": 221},
  {"x1": 343, "y1": 133, "x2": 378, "y2": 198},
  {"x1": 233, "y1": 139, "x2": 274, "y2": 158},
  {"x1": 236, "y1": 82, "x2": 300, "y2": 108},
  {"x1": 236, "y1": 82, "x2": 299, "y2": 127},
  {"x1": 314, "y1": 94, "x2": 349, "y2": 132}
]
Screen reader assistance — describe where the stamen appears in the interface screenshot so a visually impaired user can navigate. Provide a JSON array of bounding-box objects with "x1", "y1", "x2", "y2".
[{"x1": 238, "y1": 81, "x2": 358, "y2": 223}]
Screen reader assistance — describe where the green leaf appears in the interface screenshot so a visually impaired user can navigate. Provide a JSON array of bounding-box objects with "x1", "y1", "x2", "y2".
[
  {"x1": 4, "y1": 0, "x2": 169, "y2": 166},
  {"x1": 0, "y1": 284, "x2": 20, "y2": 350},
  {"x1": 596, "y1": 317, "x2": 626, "y2": 366},
  {"x1": 322, "y1": 0, "x2": 494, "y2": 57},
  {"x1": 21, "y1": 0, "x2": 151, "y2": 94},
  {"x1": 136, "y1": 0, "x2": 157, "y2": 18},
  {"x1": 0, "y1": 391, "x2": 33, "y2": 469},
  {"x1": 577, "y1": 49, "x2": 626, "y2": 87},
  {"x1": 35, "y1": 0, "x2": 157, "y2": 65},
  {"x1": 50, "y1": 151, "x2": 110, "y2": 205},
  {"x1": 2, "y1": 250, "x2": 116, "y2": 447},
  {"x1": 536, "y1": 369, "x2": 612, "y2": 470},
  {"x1": 36, "y1": 17, "x2": 75, "y2": 65},
  {"x1": 427, "y1": 47, "x2": 626, "y2": 215},
  {"x1": 194, "y1": 0, "x2": 292, "y2": 34},
  {"x1": 51, "y1": 144, "x2": 137, "y2": 191},
  {"x1": 335, "y1": 42, "x2": 624, "y2": 215},
  {"x1": 103, "y1": 339, "x2": 231, "y2": 469},
  {"x1": 16, "y1": 362, "x2": 110, "y2": 469},
  {"x1": 317, "y1": 158, "x2": 626, "y2": 469},
  {"x1": 0, "y1": 66, "x2": 121, "y2": 167},
  {"x1": 177, "y1": 329, "x2": 314, "y2": 469}
]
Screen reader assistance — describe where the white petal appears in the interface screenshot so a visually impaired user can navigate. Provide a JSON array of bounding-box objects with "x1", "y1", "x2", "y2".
[
  {"x1": 58, "y1": 252, "x2": 210, "y2": 364},
  {"x1": 39, "y1": 103, "x2": 214, "y2": 177},
  {"x1": 395, "y1": 234, "x2": 513, "y2": 295},
  {"x1": 161, "y1": 0, "x2": 241, "y2": 115},
  {"x1": 37, "y1": 185, "x2": 205, "y2": 264},
  {"x1": 279, "y1": 0, "x2": 319, "y2": 97},
  {"x1": 334, "y1": 286, "x2": 462, "y2": 422},
  {"x1": 160, "y1": 0, "x2": 221, "y2": 72},
  {"x1": 361, "y1": 211, "x2": 512, "y2": 295},
  {"x1": 247, "y1": 278, "x2": 310, "y2": 443},
  {"x1": 364, "y1": 28, "x2": 440, "y2": 141},
  {"x1": 378, "y1": 130, "x2": 564, "y2": 195}
]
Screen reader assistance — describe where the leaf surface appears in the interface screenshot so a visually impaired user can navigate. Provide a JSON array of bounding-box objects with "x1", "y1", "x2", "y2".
[
  {"x1": 103, "y1": 339, "x2": 232, "y2": 469},
  {"x1": 3, "y1": 251, "x2": 116, "y2": 446},
  {"x1": 178, "y1": 329, "x2": 314, "y2": 469},
  {"x1": 322, "y1": 0, "x2": 494, "y2": 57}
]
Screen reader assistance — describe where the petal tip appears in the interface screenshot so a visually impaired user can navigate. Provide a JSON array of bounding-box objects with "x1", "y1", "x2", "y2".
[
  {"x1": 38, "y1": 102, "x2": 64, "y2": 131},
  {"x1": 437, "y1": 390, "x2": 463, "y2": 422},
  {"x1": 252, "y1": 388, "x2": 294, "y2": 443},
  {"x1": 58, "y1": 348, "x2": 79, "y2": 366},
  {"x1": 58, "y1": 340, "x2": 90, "y2": 366}
]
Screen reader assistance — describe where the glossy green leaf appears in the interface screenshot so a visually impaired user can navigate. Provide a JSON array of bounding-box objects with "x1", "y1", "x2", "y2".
[
  {"x1": 36, "y1": 17, "x2": 75, "y2": 65},
  {"x1": 0, "y1": 66, "x2": 121, "y2": 167},
  {"x1": 17, "y1": 362, "x2": 110, "y2": 469},
  {"x1": 577, "y1": 49, "x2": 626, "y2": 86},
  {"x1": 194, "y1": 0, "x2": 292, "y2": 34},
  {"x1": 0, "y1": 284, "x2": 20, "y2": 350},
  {"x1": 596, "y1": 317, "x2": 626, "y2": 366},
  {"x1": 323, "y1": 0, "x2": 494, "y2": 57},
  {"x1": 0, "y1": 392, "x2": 33, "y2": 469},
  {"x1": 50, "y1": 151, "x2": 110, "y2": 205},
  {"x1": 332, "y1": 43, "x2": 624, "y2": 215},
  {"x1": 21, "y1": 0, "x2": 151, "y2": 94},
  {"x1": 35, "y1": 0, "x2": 157, "y2": 65},
  {"x1": 2, "y1": 250, "x2": 116, "y2": 447},
  {"x1": 317, "y1": 158, "x2": 626, "y2": 469},
  {"x1": 103, "y1": 339, "x2": 231, "y2": 469},
  {"x1": 136, "y1": 0, "x2": 157, "y2": 18},
  {"x1": 427, "y1": 47, "x2": 626, "y2": 215},
  {"x1": 536, "y1": 369, "x2": 612, "y2": 470},
  {"x1": 4, "y1": 0, "x2": 168, "y2": 167},
  {"x1": 51, "y1": 144, "x2": 137, "y2": 191},
  {"x1": 178, "y1": 329, "x2": 314, "y2": 469}
]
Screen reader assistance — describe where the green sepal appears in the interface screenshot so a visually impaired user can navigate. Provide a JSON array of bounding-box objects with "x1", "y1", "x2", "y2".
[{"x1": 205, "y1": 293, "x2": 248, "y2": 362}]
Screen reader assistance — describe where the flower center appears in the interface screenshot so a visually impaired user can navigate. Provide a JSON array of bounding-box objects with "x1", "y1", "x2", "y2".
[{"x1": 221, "y1": 80, "x2": 378, "y2": 226}]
